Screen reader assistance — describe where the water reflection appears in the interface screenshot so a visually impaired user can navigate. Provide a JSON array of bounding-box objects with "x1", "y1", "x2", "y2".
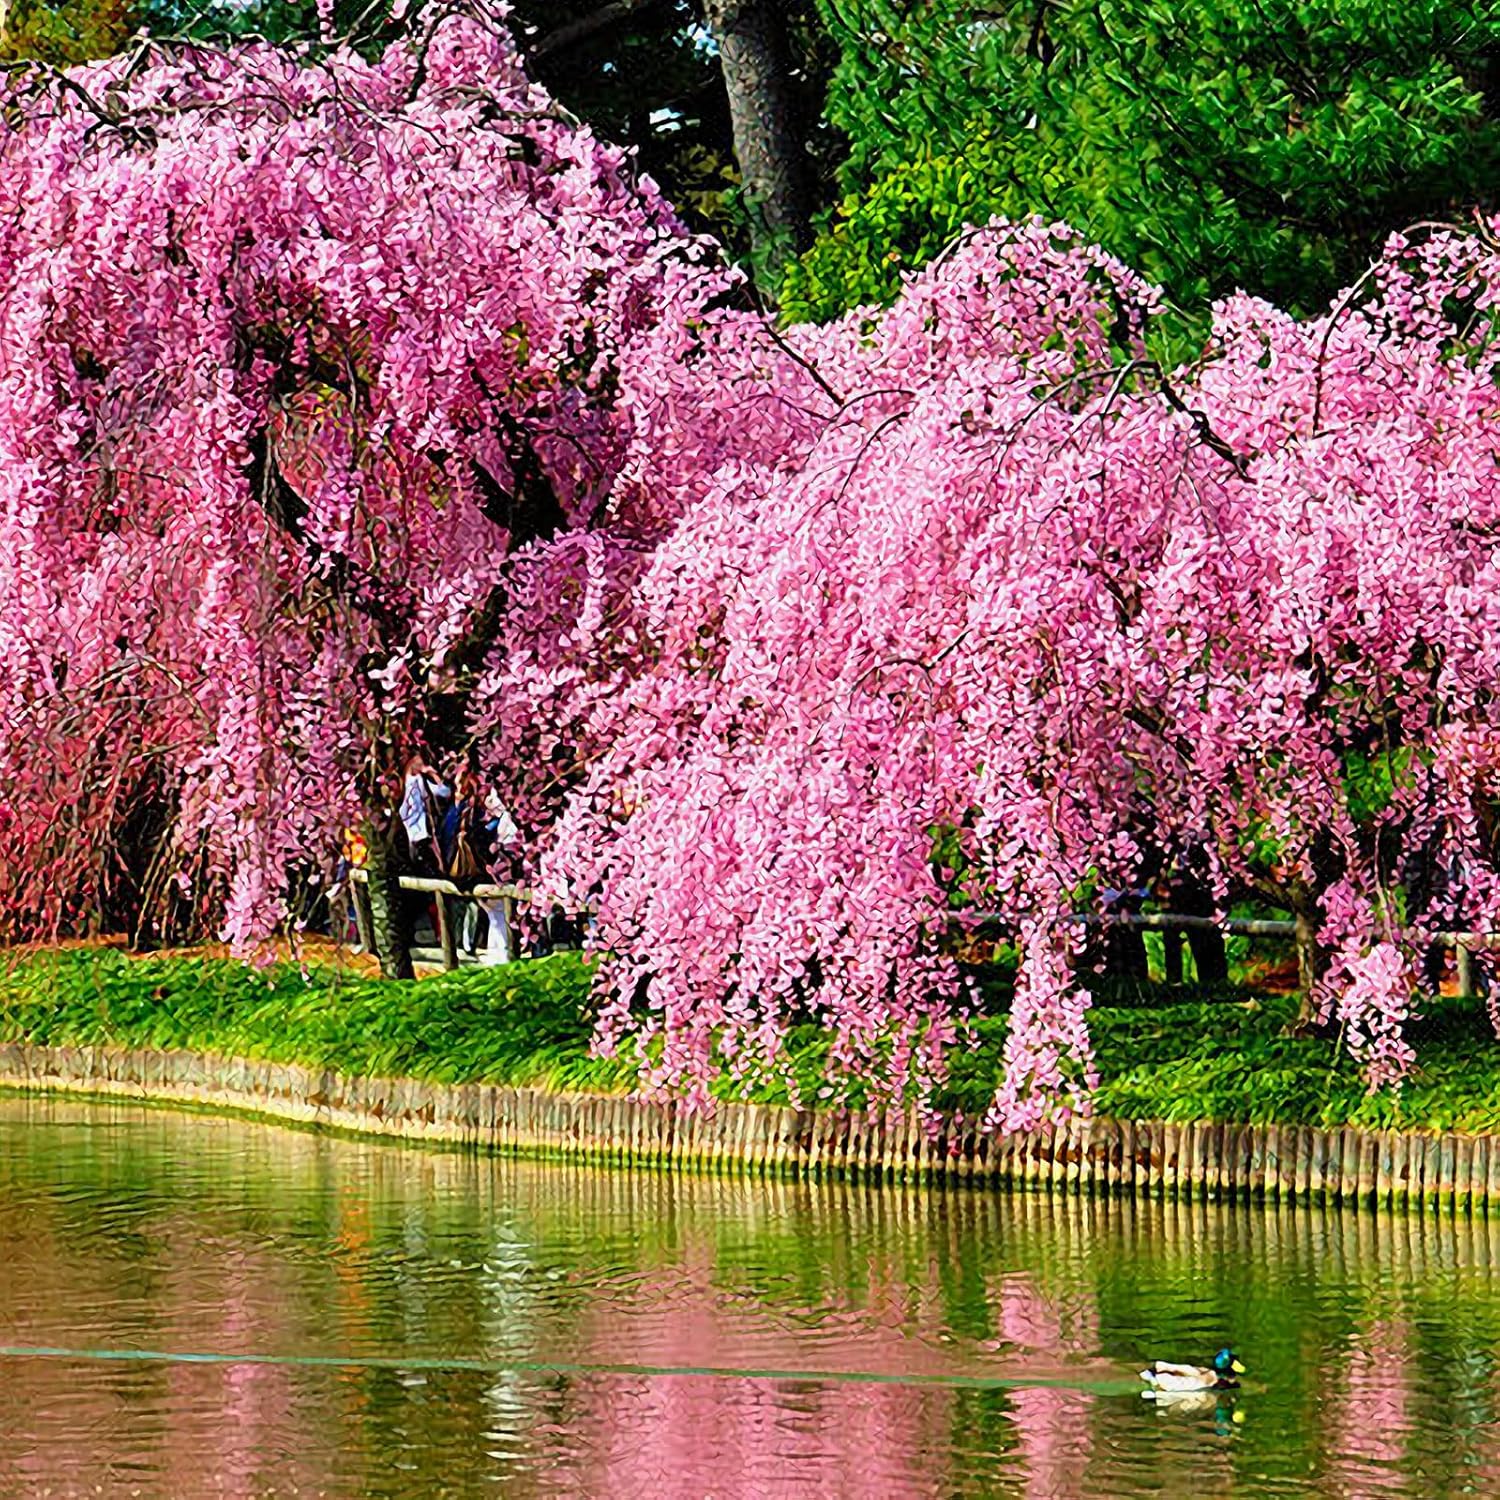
[{"x1": 2, "y1": 1097, "x2": 1500, "y2": 1495}]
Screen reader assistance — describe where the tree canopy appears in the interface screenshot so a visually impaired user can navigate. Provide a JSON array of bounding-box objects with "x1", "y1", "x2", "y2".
[
  {"x1": 541, "y1": 216, "x2": 1500, "y2": 1122},
  {"x1": 0, "y1": 7, "x2": 731, "y2": 962}
]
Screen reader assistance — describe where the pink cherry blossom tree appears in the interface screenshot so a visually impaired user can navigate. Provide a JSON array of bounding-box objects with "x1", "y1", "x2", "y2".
[
  {"x1": 540, "y1": 216, "x2": 1500, "y2": 1125},
  {"x1": 0, "y1": 3, "x2": 731, "y2": 974},
  {"x1": 8, "y1": 7, "x2": 1500, "y2": 1127}
]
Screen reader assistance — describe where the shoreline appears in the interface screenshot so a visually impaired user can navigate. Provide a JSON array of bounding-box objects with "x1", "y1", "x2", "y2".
[{"x1": 4, "y1": 1042, "x2": 1500, "y2": 1212}]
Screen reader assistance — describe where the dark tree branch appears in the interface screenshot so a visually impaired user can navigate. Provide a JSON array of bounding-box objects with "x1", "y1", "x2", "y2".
[
  {"x1": 469, "y1": 416, "x2": 569, "y2": 552},
  {"x1": 529, "y1": 0, "x2": 666, "y2": 60},
  {"x1": 1026, "y1": 0, "x2": 1055, "y2": 64},
  {"x1": 1152, "y1": 366, "x2": 1252, "y2": 478},
  {"x1": 245, "y1": 427, "x2": 309, "y2": 541},
  {"x1": 1124, "y1": 704, "x2": 1196, "y2": 765}
]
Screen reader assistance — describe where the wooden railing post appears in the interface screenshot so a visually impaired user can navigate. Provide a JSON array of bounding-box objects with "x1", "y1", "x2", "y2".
[
  {"x1": 1293, "y1": 910, "x2": 1318, "y2": 1026},
  {"x1": 1162, "y1": 924, "x2": 1183, "y2": 985},
  {"x1": 351, "y1": 880, "x2": 375, "y2": 955},
  {"x1": 1457, "y1": 939, "x2": 1475, "y2": 998},
  {"x1": 435, "y1": 890, "x2": 458, "y2": 971}
]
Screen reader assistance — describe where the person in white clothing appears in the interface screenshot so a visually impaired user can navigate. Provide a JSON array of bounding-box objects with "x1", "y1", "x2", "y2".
[
  {"x1": 480, "y1": 790, "x2": 520, "y2": 965},
  {"x1": 399, "y1": 754, "x2": 449, "y2": 876}
]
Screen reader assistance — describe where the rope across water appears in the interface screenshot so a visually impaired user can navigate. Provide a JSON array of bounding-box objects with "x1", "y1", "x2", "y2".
[{"x1": 0, "y1": 1343, "x2": 1140, "y2": 1394}]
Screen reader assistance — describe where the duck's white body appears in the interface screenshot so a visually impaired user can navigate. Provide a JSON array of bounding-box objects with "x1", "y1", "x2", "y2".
[{"x1": 1138, "y1": 1360, "x2": 1230, "y2": 1394}]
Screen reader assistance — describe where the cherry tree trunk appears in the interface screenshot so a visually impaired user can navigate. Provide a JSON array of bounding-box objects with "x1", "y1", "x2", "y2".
[
  {"x1": 702, "y1": 0, "x2": 811, "y2": 280},
  {"x1": 363, "y1": 821, "x2": 415, "y2": 982},
  {"x1": 1291, "y1": 908, "x2": 1321, "y2": 1031}
]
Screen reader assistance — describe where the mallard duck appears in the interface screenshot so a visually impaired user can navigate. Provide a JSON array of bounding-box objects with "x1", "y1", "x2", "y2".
[{"x1": 1139, "y1": 1347, "x2": 1244, "y2": 1396}]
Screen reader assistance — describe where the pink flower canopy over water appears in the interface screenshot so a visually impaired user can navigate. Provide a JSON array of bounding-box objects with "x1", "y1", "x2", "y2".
[{"x1": 6, "y1": 10, "x2": 1500, "y2": 1124}]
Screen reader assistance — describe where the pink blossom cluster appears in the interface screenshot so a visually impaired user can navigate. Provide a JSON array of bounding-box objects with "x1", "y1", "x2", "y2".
[{"x1": 540, "y1": 219, "x2": 1500, "y2": 1124}]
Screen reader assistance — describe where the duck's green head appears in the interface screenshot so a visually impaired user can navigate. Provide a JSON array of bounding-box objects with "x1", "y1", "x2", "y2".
[{"x1": 1213, "y1": 1348, "x2": 1246, "y2": 1377}]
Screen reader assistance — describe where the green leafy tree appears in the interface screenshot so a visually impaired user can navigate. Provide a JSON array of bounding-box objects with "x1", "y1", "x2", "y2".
[
  {"x1": 787, "y1": 0, "x2": 1500, "y2": 328},
  {"x1": 1, "y1": 0, "x2": 137, "y2": 64}
]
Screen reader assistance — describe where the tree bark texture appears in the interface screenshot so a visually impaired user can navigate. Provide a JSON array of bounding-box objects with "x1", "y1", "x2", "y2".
[
  {"x1": 702, "y1": 0, "x2": 811, "y2": 280},
  {"x1": 1291, "y1": 907, "x2": 1321, "y2": 1031},
  {"x1": 364, "y1": 819, "x2": 415, "y2": 981}
]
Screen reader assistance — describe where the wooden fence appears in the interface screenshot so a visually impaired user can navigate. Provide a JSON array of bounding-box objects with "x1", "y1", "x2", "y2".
[
  {"x1": 5, "y1": 1042, "x2": 1500, "y2": 1212},
  {"x1": 1071, "y1": 911, "x2": 1500, "y2": 994}
]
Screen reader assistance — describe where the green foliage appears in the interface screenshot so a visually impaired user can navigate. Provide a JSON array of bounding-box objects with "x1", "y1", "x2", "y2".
[
  {"x1": 7, "y1": 950, "x2": 1500, "y2": 1133},
  {"x1": 141, "y1": 0, "x2": 321, "y2": 45},
  {"x1": 1, "y1": 0, "x2": 137, "y2": 63},
  {"x1": 789, "y1": 0, "x2": 1500, "y2": 327},
  {"x1": 1344, "y1": 744, "x2": 1419, "y2": 824}
]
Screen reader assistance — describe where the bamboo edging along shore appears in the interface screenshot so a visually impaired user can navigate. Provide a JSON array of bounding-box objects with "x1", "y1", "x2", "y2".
[{"x1": 1, "y1": 1041, "x2": 1497, "y2": 1211}]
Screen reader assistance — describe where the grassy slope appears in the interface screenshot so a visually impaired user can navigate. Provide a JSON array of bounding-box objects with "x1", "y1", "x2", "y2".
[
  {"x1": 0, "y1": 949, "x2": 635, "y2": 1096},
  {"x1": 3, "y1": 949, "x2": 1500, "y2": 1132}
]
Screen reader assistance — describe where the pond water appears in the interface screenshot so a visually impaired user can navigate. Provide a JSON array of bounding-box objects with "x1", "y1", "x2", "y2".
[{"x1": 2, "y1": 1096, "x2": 1499, "y2": 1497}]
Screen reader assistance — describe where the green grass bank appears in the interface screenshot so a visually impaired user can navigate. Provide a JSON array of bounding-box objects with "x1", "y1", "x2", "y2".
[{"x1": 3, "y1": 948, "x2": 1500, "y2": 1134}]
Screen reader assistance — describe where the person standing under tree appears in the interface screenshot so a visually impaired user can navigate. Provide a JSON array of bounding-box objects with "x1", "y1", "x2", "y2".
[
  {"x1": 399, "y1": 753, "x2": 449, "y2": 940},
  {"x1": 399, "y1": 754, "x2": 449, "y2": 876},
  {"x1": 443, "y1": 767, "x2": 495, "y2": 958}
]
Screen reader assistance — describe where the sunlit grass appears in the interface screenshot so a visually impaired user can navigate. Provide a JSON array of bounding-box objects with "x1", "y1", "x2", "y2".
[
  {"x1": 0, "y1": 948, "x2": 634, "y2": 1096},
  {"x1": 3, "y1": 948, "x2": 1500, "y2": 1132}
]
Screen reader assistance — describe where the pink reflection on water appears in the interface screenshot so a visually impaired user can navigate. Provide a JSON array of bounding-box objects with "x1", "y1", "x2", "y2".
[
  {"x1": 1324, "y1": 1318, "x2": 1415, "y2": 1497},
  {"x1": 167, "y1": 1274, "x2": 298, "y2": 1500},
  {"x1": 549, "y1": 1246, "x2": 1123, "y2": 1495},
  {"x1": 993, "y1": 1274, "x2": 1098, "y2": 1498},
  {"x1": 994, "y1": 1272, "x2": 1098, "y2": 1353},
  {"x1": 0, "y1": 1219, "x2": 316, "y2": 1497},
  {"x1": 1006, "y1": 1386, "x2": 1096, "y2": 1500},
  {"x1": 555, "y1": 1371, "x2": 944, "y2": 1497},
  {"x1": 561, "y1": 1248, "x2": 955, "y2": 1495}
]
